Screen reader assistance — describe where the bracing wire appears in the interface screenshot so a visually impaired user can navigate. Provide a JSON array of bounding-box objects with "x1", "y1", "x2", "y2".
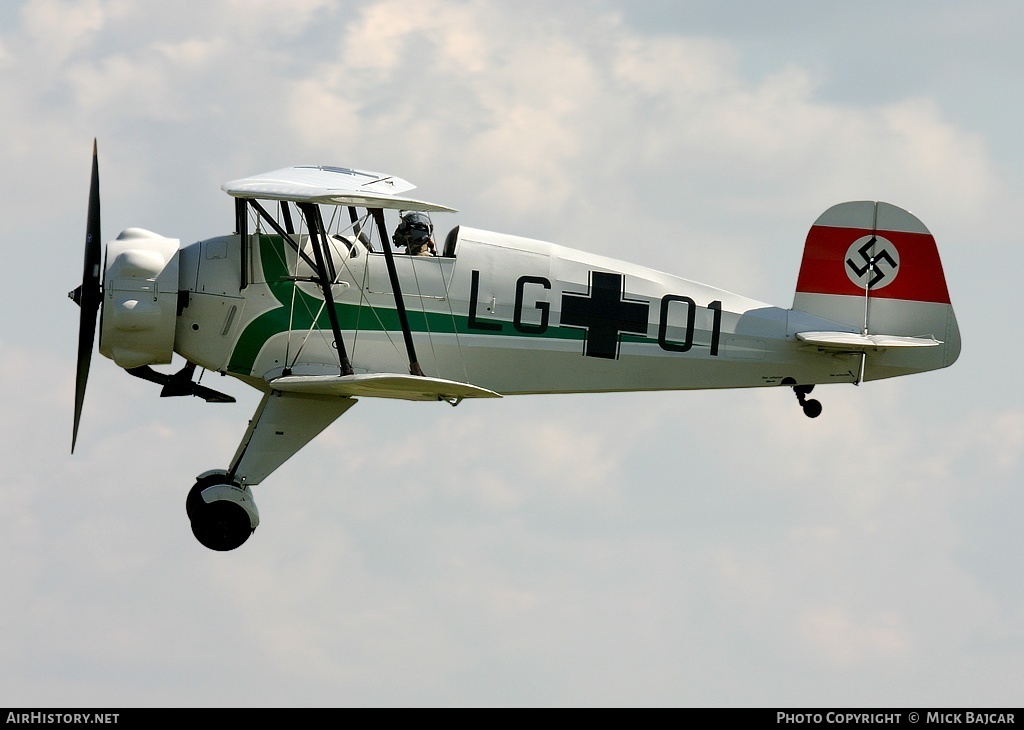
[
  {"x1": 437, "y1": 229, "x2": 470, "y2": 384},
  {"x1": 269, "y1": 205, "x2": 468, "y2": 376},
  {"x1": 408, "y1": 256, "x2": 439, "y2": 370}
]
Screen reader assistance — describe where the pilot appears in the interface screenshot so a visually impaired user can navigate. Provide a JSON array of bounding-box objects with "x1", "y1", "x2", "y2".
[{"x1": 393, "y1": 211, "x2": 435, "y2": 256}]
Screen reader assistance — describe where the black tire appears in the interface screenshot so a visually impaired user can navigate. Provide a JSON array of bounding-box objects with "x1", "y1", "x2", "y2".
[
  {"x1": 190, "y1": 497, "x2": 254, "y2": 552},
  {"x1": 186, "y1": 476, "x2": 255, "y2": 551},
  {"x1": 185, "y1": 472, "x2": 229, "y2": 522},
  {"x1": 803, "y1": 399, "x2": 823, "y2": 419}
]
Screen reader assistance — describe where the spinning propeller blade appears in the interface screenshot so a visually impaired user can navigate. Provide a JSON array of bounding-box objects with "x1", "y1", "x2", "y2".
[{"x1": 70, "y1": 139, "x2": 102, "y2": 453}]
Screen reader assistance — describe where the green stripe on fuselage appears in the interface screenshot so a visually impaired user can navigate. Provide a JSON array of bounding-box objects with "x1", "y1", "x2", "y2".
[{"x1": 227, "y1": 236, "x2": 590, "y2": 375}]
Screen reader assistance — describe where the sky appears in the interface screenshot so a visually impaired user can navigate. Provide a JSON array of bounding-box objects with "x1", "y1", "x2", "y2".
[{"x1": 1, "y1": 0, "x2": 1022, "y2": 708}]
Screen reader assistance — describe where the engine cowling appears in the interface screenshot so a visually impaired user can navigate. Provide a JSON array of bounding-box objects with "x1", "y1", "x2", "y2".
[{"x1": 99, "y1": 228, "x2": 180, "y2": 369}]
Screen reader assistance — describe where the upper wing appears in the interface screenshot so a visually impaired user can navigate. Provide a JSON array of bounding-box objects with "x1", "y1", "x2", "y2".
[{"x1": 222, "y1": 165, "x2": 456, "y2": 212}]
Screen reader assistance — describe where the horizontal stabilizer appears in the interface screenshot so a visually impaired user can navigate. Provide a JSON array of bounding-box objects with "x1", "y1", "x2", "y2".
[
  {"x1": 797, "y1": 331, "x2": 942, "y2": 350},
  {"x1": 269, "y1": 373, "x2": 502, "y2": 402},
  {"x1": 223, "y1": 165, "x2": 456, "y2": 212}
]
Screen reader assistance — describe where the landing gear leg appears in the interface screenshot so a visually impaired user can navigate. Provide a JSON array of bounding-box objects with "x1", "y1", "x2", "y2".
[{"x1": 782, "y1": 378, "x2": 822, "y2": 419}]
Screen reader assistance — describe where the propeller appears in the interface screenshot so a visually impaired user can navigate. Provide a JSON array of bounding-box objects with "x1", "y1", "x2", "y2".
[{"x1": 69, "y1": 139, "x2": 102, "y2": 453}]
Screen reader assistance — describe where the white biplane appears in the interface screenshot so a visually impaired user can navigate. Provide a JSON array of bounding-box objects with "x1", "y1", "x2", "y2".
[{"x1": 70, "y1": 142, "x2": 960, "y2": 551}]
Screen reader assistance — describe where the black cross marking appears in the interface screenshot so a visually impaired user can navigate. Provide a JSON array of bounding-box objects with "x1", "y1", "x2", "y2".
[
  {"x1": 846, "y1": 236, "x2": 898, "y2": 289},
  {"x1": 560, "y1": 272, "x2": 649, "y2": 359}
]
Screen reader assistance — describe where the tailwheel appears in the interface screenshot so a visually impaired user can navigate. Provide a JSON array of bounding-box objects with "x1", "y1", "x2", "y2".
[
  {"x1": 186, "y1": 470, "x2": 260, "y2": 551},
  {"x1": 782, "y1": 378, "x2": 823, "y2": 419},
  {"x1": 800, "y1": 394, "x2": 823, "y2": 419}
]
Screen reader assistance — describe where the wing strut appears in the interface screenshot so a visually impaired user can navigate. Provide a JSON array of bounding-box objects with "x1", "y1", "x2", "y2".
[
  {"x1": 297, "y1": 202, "x2": 354, "y2": 376},
  {"x1": 280, "y1": 201, "x2": 295, "y2": 234},
  {"x1": 235, "y1": 198, "x2": 249, "y2": 290},
  {"x1": 348, "y1": 206, "x2": 371, "y2": 249},
  {"x1": 370, "y1": 207, "x2": 423, "y2": 376},
  {"x1": 248, "y1": 199, "x2": 317, "y2": 270}
]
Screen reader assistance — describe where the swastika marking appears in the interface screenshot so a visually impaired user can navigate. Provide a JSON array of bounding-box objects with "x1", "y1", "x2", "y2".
[{"x1": 845, "y1": 235, "x2": 900, "y2": 290}]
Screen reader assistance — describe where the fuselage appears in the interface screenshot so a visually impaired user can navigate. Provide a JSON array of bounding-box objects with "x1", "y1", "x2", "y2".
[{"x1": 173, "y1": 225, "x2": 860, "y2": 395}]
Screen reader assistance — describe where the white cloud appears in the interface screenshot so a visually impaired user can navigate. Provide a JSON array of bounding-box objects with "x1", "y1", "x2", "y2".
[
  {"x1": 800, "y1": 605, "x2": 909, "y2": 665},
  {"x1": 20, "y1": 0, "x2": 115, "y2": 63},
  {"x1": 246, "y1": 1, "x2": 1000, "y2": 304}
]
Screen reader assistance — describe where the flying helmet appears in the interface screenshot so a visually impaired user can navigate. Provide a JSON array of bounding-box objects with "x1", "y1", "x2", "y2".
[{"x1": 393, "y1": 211, "x2": 433, "y2": 251}]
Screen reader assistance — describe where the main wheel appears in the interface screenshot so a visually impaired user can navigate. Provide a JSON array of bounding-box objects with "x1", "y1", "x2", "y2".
[
  {"x1": 186, "y1": 476, "x2": 259, "y2": 551},
  {"x1": 185, "y1": 471, "x2": 230, "y2": 523},
  {"x1": 190, "y1": 498, "x2": 254, "y2": 551}
]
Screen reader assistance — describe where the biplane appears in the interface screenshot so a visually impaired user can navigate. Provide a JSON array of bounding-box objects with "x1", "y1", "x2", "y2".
[{"x1": 70, "y1": 142, "x2": 960, "y2": 551}]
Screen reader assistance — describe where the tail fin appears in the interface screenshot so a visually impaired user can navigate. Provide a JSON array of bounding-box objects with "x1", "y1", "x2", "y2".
[{"x1": 792, "y1": 201, "x2": 960, "y2": 381}]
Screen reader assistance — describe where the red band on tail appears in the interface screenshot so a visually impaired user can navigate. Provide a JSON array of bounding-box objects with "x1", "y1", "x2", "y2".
[{"x1": 795, "y1": 224, "x2": 950, "y2": 305}]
